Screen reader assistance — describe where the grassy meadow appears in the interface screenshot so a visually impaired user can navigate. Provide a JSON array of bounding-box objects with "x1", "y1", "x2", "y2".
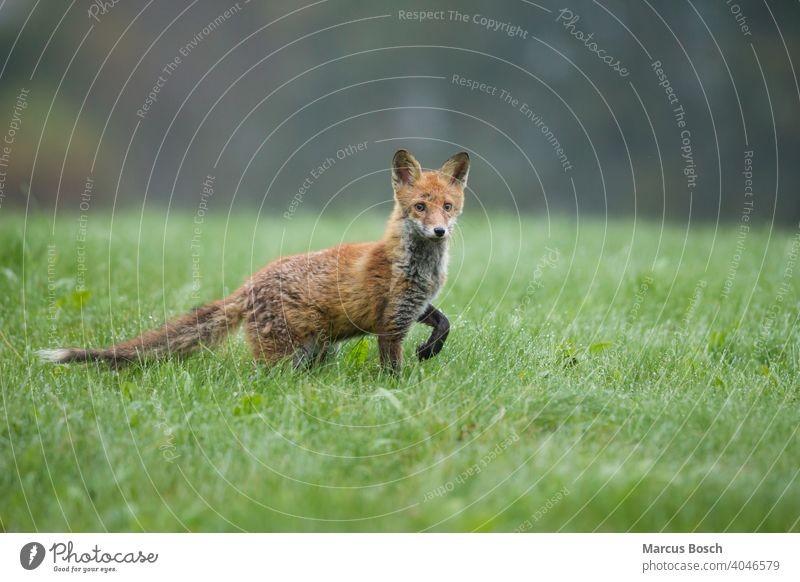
[{"x1": 0, "y1": 211, "x2": 798, "y2": 532}]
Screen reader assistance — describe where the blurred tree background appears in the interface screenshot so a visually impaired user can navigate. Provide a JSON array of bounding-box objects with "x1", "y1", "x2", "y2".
[{"x1": 0, "y1": 0, "x2": 797, "y2": 224}]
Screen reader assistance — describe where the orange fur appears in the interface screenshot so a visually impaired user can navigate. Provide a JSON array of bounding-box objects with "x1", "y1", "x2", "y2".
[{"x1": 40, "y1": 150, "x2": 469, "y2": 372}]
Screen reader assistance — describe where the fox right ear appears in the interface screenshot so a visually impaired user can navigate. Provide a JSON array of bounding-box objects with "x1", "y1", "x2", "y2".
[
  {"x1": 391, "y1": 149, "x2": 422, "y2": 190},
  {"x1": 440, "y1": 152, "x2": 470, "y2": 188}
]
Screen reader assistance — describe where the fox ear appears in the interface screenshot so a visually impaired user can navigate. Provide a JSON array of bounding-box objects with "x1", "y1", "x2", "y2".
[
  {"x1": 392, "y1": 149, "x2": 422, "y2": 190},
  {"x1": 440, "y1": 152, "x2": 470, "y2": 188}
]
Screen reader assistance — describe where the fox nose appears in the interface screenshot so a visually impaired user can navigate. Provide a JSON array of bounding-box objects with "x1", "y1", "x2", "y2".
[{"x1": 433, "y1": 227, "x2": 446, "y2": 237}]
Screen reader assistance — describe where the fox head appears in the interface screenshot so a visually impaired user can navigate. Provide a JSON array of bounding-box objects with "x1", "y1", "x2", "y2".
[{"x1": 391, "y1": 149, "x2": 469, "y2": 241}]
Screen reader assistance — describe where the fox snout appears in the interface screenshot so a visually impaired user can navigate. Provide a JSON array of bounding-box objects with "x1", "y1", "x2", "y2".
[
  {"x1": 412, "y1": 219, "x2": 450, "y2": 240},
  {"x1": 426, "y1": 223, "x2": 448, "y2": 240}
]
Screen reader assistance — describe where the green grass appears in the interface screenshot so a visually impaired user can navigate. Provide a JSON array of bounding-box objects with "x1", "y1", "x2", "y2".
[{"x1": 1, "y1": 211, "x2": 798, "y2": 532}]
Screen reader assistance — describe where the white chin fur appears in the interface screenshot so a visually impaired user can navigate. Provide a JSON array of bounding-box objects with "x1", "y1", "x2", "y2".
[{"x1": 37, "y1": 349, "x2": 70, "y2": 363}]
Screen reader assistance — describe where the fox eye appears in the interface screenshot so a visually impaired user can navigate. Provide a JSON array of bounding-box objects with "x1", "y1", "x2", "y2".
[
  {"x1": 414, "y1": 202, "x2": 426, "y2": 212},
  {"x1": 443, "y1": 202, "x2": 453, "y2": 212}
]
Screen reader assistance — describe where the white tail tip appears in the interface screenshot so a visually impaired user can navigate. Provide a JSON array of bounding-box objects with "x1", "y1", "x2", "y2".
[{"x1": 37, "y1": 349, "x2": 71, "y2": 363}]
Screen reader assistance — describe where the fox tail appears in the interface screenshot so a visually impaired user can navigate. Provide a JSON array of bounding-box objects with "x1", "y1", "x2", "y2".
[{"x1": 38, "y1": 290, "x2": 247, "y2": 365}]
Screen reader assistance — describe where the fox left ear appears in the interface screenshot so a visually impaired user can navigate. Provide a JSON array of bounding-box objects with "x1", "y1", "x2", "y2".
[
  {"x1": 392, "y1": 149, "x2": 422, "y2": 190},
  {"x1": 440, "y1": 152, "x2": 470, "y2": 188}
]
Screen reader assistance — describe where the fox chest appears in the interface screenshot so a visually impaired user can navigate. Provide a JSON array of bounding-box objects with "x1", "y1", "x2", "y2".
[{"x1": 396, "y1": 244, "x2": 449, "y2": 299}]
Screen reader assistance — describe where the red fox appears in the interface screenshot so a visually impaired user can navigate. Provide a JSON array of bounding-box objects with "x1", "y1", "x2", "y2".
[{"x1": 39, "y1": 149, "x2": 469, "y2": 372}]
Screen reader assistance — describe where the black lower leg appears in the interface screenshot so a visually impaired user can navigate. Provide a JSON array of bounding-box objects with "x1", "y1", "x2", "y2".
[{"x1": 416, "y1": 304, "x2": 450, "y2": 361}]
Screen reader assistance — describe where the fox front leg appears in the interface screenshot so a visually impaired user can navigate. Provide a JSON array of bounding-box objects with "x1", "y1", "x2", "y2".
[
  {"x1": 416, "y1": 304, "x2": 450, "y2": 361},
  {"x1": 378, "y1": 333, "x2": 405, "y2": 373},
  {"x1": 378, "y1": 292, "x2": 426, "y2": 372}
]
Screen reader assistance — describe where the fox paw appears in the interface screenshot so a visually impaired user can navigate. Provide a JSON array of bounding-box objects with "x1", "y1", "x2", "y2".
[{"x1": 417, "y1": 341, "x2": 442, "y2": 361}]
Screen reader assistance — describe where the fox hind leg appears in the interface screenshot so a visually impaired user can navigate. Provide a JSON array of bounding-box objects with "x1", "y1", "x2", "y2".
[
  {"x1": 292, "y1": 329, "x2": 343, "y2": 368},
  {"x1": 246, "y1": 303, "x2": 332, "y2": 368},
  {"x1": 246, "y1": 328, "x2": 295, "y2": 365},
  {"x1": 292, "y1": 334, "x2": 334, "y2": 369},
  {"x1": 244, "y1": 309, "x2": 300, "y2": 365}
]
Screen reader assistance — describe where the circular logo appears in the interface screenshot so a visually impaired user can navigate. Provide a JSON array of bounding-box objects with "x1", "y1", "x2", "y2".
[{"x1": 20, "y1": 542, "x2": 45, "y2": 570}]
